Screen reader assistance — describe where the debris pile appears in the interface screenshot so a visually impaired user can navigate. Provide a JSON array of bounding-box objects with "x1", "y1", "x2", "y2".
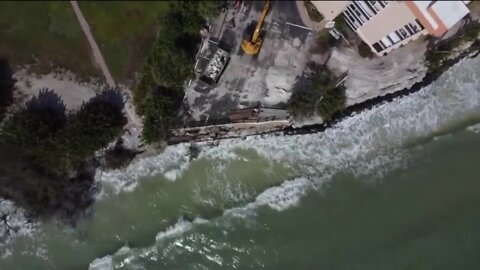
[{"x1": 202, "y1": 47, "x2": 230, "y2": 84}]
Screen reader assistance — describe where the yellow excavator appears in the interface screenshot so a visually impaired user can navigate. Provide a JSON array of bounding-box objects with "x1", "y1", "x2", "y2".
[{"x1": 241, "y1": 0, "x2": 270, "y2": 55}]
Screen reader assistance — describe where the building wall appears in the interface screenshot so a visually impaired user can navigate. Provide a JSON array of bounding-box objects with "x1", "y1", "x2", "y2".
[
  {"x1": 355, "y1": 1, "x2": 417, "y2": 45},
  {"x1": 319, "y1": 1, "x2": 470, "y2": 56},
  {"x1": 379, "y1": 29, "x2": 427, "y2": 55},
  {"x1": 405, "y1": 1, "x2": 470, "y2": 37},
  {"x1": 311, "y1": 1, "x2": 350, "y2": 21},
  {"x1": 342, "y1": 1, "x2": 426, "y2": 55}
]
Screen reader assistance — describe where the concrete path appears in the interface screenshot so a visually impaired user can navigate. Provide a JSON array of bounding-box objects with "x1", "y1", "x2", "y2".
[
  {"x1": 70, "y1": 1, "x2": 115, "y2": 87},
  {"x1": 70, "y1": 1, "x2": 142, "y2": 130}
]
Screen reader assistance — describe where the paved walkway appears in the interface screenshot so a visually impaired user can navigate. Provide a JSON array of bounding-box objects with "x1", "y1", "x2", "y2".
[
  {"x1": 70, "y1": 1, "x2": 142, "y2": 129},
  {"x1": 70, "y1": 1, "x2": 115, "y2": 87}
]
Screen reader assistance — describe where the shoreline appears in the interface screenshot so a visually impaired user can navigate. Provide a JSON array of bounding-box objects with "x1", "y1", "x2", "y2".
[
  {"x1": 167, "y1": 40, "x2": 479, "y2": 145},
  {"x1": 284, "y1": 42, "x2": 480, "y2": 136}
]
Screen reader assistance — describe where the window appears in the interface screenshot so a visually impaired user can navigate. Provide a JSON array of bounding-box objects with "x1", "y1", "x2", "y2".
[
  {"x1": 415, "y1": 19, "x2": 425, "y2": 30},
  {"x1": 408, "y1": 23, "x2": 419, "y2": 33},
  {"x1": 404, "y1": 25, "x2": 415, "y2": 36},
  {"x1": 372, "y1": 42, "x2": 383, "y2": 53},
  {"x1": 343, "y1": 13, "x2": 359, "y2": 31},
  {"x1": 387, "y1": 35, "x2": 395, "y2": 44},
  {"x1": 369, "y1": 1, "x2": 381, "y2": 11},
  {"x1": 365, "y1": 1, "x2": 378, "y2": 14},
  {"x1": 355, "y1": 1, "x2": 374, "y2": 18},
  {"x1": 395, "y1": 30, "x2": 404, "y2": 41},
  {"x1": 378, "y1": 40, "x2": 386, "y2": 48},
  {"x1": 347, "y1": 5, "x2": 365, "y2": 25}
]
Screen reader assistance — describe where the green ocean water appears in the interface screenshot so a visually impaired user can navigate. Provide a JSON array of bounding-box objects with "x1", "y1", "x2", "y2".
[
  {"x1": 125, "y1": 130, "x2": 480, "y2": 270},
  {"x1": 0, "y1": 57, "x2": 480, "y2": 270}
]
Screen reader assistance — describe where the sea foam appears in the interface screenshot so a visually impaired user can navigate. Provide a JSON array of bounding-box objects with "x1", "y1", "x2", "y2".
[
  {"x1": 89, "y1": 55, "x2": 480, "y2": 268},
  {"x1": 97, "y1": 54, "x2": 480, "y2": 198}
]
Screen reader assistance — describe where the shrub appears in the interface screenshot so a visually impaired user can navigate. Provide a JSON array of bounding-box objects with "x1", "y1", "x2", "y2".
[
  {"x1": 0, "y1": 88, "x2": 126, "y2": 176},
  {"x1": 134, "y1": 1, "x2": 221, "y2": 144},
  {"x1": 358, "y1": 42, "x2": 373, "y2": 58},
  {"x1": 425, "y1": 20, "x2": 480, "y2": 75},
  {"x1": 314, "y1": 29, "x2": 337, "y2": 54},
  {"x1": 334, "y1": 15, "x2": 348, "y2": 34},
  {"x1": 288, "y1": 69, "x2": 346, "y2": 121},
  {"x1": 304, "y1": 1, "x2": 324, "y2": 22},
  {"x1": 0, "y1": 58, "x2": 15, "y2": 120},
  {"x1": 0, "y1": 89, "x2": 126, "y2": 217}
]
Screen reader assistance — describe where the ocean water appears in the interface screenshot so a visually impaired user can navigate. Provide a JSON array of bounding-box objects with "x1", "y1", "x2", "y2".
[{"x1": 1, "y1": 55, "x2": 480, "y2": 270}]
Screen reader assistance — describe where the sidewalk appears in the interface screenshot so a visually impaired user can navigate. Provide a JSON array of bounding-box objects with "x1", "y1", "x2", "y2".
[
  {"x1": 295, "y1": 1, "x2": 327, "y2": 32},
  {"x1": 70, "y1": 1, "x2": 142, "y2": 130},
  {"x1": 70, "y1": 1, "x2": 115, "y2": 87}
]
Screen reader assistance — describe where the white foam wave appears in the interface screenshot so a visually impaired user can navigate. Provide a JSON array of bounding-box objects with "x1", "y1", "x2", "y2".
[
  {"x1": 88, "y1": 255, "x2": 113, "y2": 270},
  {"x1": 248, "y1": 177, "x2": 312, "y2": 212},
  {"x1": 93, "y1": 55, "x2": 480, "y2": 204},
  {"x1": 466, "y1": 122, "x2": 480, "y2": 133},
  {"x1": 95, "y1": 144, "x2": 190, "y2": 196},
  {"x1": 92, "y1": 178, "x2": 312, "y2": 269},
  {"x1": 0, "y1": 200, "x2": 41, "y2": 258},
  {"x1": 89, "y1": 55, "x2": 480, "y2": 268},
  {"x1": 90, "y1": 218, "x2": 209, "y2": 269},
  {"x1": 155, "y1": 218, "x2": 207, "y2": 241}
]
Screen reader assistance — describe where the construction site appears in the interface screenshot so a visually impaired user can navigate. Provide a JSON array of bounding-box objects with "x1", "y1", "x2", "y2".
[
  {"x1": 186, "y1": 1, "x2": 317, "y2": 117},
  {"x1": 169, "y1": 0, "x2": 450, "y2": 145},
  {"x1": 173, "y1": 0, "x2": 319, "y2": 143}
]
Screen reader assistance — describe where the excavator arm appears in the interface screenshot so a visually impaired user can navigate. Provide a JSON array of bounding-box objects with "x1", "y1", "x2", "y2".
[{"x1": 241, "y1": 0, "x2": 270, "y2": 55}]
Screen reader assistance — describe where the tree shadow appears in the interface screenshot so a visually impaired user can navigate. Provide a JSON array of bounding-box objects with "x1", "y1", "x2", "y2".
[
  {"x1": 26, "y1": 88, "x2": 66, "y2": 115},
  {"x1": 154, "y1": 85, "x2": 184, "y2": 110},
  {"x1": 23, "y1": 88, "x2": 68, "y2": 131},
  {"x1": 86, "y1": 87, "x2": 125, "y2": 111},
  {"x1": 103, "y1": 137, "x2": 141, "y2": 170},
  {"x1": 0, "y1": 57, "x2": 16, "y2": 116},
  {"x1": 174, "y1": 32, "x2": 202, "y2": 59}
]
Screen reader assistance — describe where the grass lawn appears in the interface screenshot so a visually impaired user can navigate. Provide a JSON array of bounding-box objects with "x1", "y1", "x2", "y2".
[
  {"x1": 0, "y1": 1, "x2": 100, "y2": 79},
  {"x1": 79, "y1": 1, "x2": 170, "y2": 85}
]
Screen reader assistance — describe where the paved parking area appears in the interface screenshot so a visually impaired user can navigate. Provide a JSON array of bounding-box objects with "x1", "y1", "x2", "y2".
[{"x1": 185, "y1": 1, "x2": 317, "y2": 121}]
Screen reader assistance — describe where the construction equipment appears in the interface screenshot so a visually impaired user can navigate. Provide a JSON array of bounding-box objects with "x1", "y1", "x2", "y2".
[{"x1": 241, "y1": 0, "x2": 270, "y2": 55}]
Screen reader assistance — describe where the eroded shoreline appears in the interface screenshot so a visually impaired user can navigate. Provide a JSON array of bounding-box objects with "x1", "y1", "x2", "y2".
[{"x1": 167, "y1": 41, "x2": 480, "y2": 145}]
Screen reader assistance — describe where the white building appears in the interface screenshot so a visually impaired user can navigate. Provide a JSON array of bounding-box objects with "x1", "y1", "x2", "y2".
[{"x1": 312, "y1": 1, "x2": 471, "y2": 55}]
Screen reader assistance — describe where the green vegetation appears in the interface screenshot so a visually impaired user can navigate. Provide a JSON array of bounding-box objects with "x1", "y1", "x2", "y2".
[
  {"x1": 304, "y1": 1, "x2": 324, "y2": 22},
  {"x1": 312, "y1": 15, "x2": 350, "y2": 55},
  {"x1": 104, "y1": 138, "x2": 138, "y2": 169},
  {"x1": 314, "y1": 29, "x2": 338, "y2": 54},
  {"x1": 426, "y1": 20, "x2": 480, "y2": 75},
  {"x1": 358, "y1": 42, "x2": 373, "y2": 58},
  {"x1": 0, "y1": 89, "x2": 126, "y2": 176},
  {"x1": 0, "y1": 58, "x2": 15, "y2": 120},
  {"x1": 0, "y1": 89, "x2": 126, "y2": 216},
  {"x1": 0, "y1": 2, "x2": 98, "y2": 79},
  {"x1": 134, "y1": 1, "x2": 220, "y2": 144},
  {"x1": 334, "y1": 15, "x2": 348, "y2": 34},
  {"x1": 288, "y1": 66, "x2": 346, "y2": 121},
  {"x1": 79, "y1": 1, "x2": 171, "y2": 84}
]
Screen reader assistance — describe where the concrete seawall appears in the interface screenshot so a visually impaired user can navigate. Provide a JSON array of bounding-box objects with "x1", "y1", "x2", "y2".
[{"x1": 168, "y1": 40, "x2": 480, "y2": 145}]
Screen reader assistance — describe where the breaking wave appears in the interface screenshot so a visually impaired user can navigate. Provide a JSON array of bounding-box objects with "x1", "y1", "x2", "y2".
[
  {"x1": 466, "y1": 122, "x2": 480, "y2": 133},
  {"x1": 89, "y1": 55, "x2": 480, "y2": 269},
  {"x1": 95, "y1": 144, "x2": 190, "y2": 196},
  {"x1": 0, "y1": 200, "x2": 41, "y2": 259}
]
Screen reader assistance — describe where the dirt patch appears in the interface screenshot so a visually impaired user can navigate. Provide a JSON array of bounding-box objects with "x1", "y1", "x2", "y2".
[
  {"x1": 328, "y1": 39, "x2": 428, "y2": 106},
  {"x1": 14, "y1": 69, "x2": 103, "y2": 110}
]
